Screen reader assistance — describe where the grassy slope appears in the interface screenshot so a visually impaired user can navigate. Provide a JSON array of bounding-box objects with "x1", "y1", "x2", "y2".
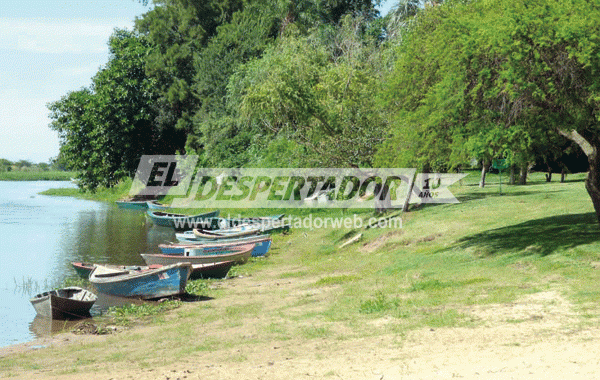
[{"x1": 3, "y1": 171, "x2": 600, "y2": 377}]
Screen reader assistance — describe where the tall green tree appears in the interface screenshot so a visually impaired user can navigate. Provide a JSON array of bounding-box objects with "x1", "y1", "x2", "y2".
[
  {"x1": 189, "y1": 2, "x2": 280, "y2": 167},
  {"x1": 234, "y1": 15, "x2": 387, "y2": 167},
  {"x1": 49, "y1": 30, "x2": 170, "y2": 190},
  {"x1": 135, "y1": 0, "x2": 245, "y2": 135}
]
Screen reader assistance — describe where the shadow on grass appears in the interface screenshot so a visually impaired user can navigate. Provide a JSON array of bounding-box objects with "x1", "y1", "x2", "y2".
[
  {"x1": 179, "y1": 294, "x2": 213, "y2": 302},
  {"x1": 456, "y1": 213, "x2": 600, "y2": 256},
  {"x1": 456, "y1": 190, "x2": 563, "y2": 203}
]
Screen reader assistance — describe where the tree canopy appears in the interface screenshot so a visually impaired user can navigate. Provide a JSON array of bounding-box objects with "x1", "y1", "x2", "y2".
[{"x1": 49, "y1": 0, "x2": 600, "y2": 224}]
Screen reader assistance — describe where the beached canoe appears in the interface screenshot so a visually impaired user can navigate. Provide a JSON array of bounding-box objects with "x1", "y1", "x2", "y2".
[
  {"x1": 141, "y1": 244, "x2": 254, "y2": 267},
  {"x1": 192, "y1": 222, "x2": 290, "y2": 239},
  {"x1": 146, "y1": 210, "x2": 220, "y2": 230},
  {"x1": 116, "y1": 200, "x2": 150, "y2": 210},
  {"x1": 159, "y1": 236, "x2": 272, "y2": 257},
  {"x1": 30, "y1": 287, "x2": 97, "y2": 320},
  {"x1": 192, "y1": 225, "x2": 263, "y2": 240},
  {"x1": 72, "y1": 261, "x2": 232, "y2": 280},
  {"x1": 89, "y1": 262, "x2": 192, "y2": 299}
]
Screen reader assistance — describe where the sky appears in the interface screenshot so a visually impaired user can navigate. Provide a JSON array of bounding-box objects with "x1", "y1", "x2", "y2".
[{"x1": 0, "y1": 0, "x2": 396, "y2": 164}]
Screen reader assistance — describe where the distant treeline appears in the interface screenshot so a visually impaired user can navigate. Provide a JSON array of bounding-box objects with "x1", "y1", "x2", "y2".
[
  {"x1": 0, "y1": 158, "x2": 65, "y2": 172},
  {"x1": 49, "y1": 0, "x2": 600, "y2": 195}
]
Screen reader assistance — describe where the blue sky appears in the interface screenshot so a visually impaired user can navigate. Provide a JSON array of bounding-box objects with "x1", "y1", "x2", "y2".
[{"x1": 0, "y1": 0, "x2": 395, "y2": 164}]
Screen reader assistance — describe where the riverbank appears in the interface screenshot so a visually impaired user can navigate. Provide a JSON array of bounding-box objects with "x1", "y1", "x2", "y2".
[
  {"x1": 0, "y1": 170, "x2": 75, "y2": 181},
  {"x1": 39, "y1": 177, "x2": 134, "y2": 202},
  {"x1": 3, "y1": 172, "x2": 600, "y2": 379}
]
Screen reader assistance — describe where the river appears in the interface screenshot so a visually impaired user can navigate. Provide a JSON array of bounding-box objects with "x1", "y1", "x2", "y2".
[{"x1": 0, "y1": 181, "x2": 175, "y2": 348}]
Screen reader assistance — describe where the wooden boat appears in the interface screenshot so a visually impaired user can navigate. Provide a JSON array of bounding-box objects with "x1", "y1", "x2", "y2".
[
  {"x1": 175, "y1": 231, "x2": 271, "y2": 243},
  {"x1": 116, "y1": 200, "x2": 149, "y2": 210},
  {"x1": 146, "y1": 200, "x2": 169, "y2": 210},
  {"x1": 89, "y1": 262, "x2": 192, "y2": 299},
  {"x1": 159, "y1": 236, "x2": 272, "y2": 257},
  {"x1": 141, "y1": 244, "x2": 254, "y2": 267},
  {"x1": 73, "y1": 261, "x2": 231, "y2": 280},
  {"x1": 192, "y1": 221, "x2": 290, "y2": 240},
  {"x1": 29, "y1": 287, "x2": 97, "y2": 320},
  {"x1": 147, "y1": 210, "x2": 220, "y2": 230},
  {"x1": 188, "y1": 261, "x2": 235, "y2": 279},
  {"x1": 192, "y1": 225, "x2": 263, "y2": 240}
]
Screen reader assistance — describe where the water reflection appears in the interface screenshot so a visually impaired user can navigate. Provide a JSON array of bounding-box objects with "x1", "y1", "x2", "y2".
[
  {"x1": 0, "y1": 181, "x2": 177, "y2": 348},
  {"x1": 29, "y1": 316, "x2": 88, "y2": 337}
]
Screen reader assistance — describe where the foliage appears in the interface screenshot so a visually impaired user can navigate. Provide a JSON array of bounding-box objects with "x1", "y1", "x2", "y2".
[
  {"x1": 107, "y1": 301, "x2": 182, "y2": 326},
  {"x1": 376, "y1": 0, "x2": 600, "y2": 175},
  {"x1": 235, "y1": 15, "x2": 388, "y2": 167},
  {"x1": 136, "y1": 0, "x2": 244, "y2": 136},
  {"x1": 189, "y1": 2, "x2": 281, "y2": 166},
  {"x1": 49, "y1": 30, "x2": 176, "y2": 191}
]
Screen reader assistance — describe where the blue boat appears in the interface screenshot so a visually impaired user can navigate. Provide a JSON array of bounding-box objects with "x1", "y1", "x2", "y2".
[
  {"x1": 159, "y1": 236, "x2": 272, "y2": 257},
  {"x1": 147, "y1": 210, "x2": 220, "y2": 230},
  {"x1": 89, "y1": 262, "x2": 192, "y2": 299}
]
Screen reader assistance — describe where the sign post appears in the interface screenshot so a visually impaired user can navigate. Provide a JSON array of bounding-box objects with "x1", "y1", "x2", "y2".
[{"x1": 492, "y1": 159, "x2": 509, "y2": 194}]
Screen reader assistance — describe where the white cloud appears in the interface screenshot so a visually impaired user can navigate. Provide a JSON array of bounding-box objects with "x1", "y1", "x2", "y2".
[{"x1": 0, "y1": 17, "x2": 134, "y2": 54}]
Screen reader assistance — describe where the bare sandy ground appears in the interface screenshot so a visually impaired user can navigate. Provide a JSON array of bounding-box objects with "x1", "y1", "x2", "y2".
[{"x1": 2, "y1": 280, "x2": 600, "y2": 380}]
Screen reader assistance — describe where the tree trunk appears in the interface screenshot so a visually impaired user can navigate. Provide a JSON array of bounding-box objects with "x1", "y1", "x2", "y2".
[
  {"x1": 561, "y1": 169, "x2": 566, "y2": 183},
  {"x1": 585, "y1": 152, "x2": 600, "y2": 224},
  {"x1": 545, "y1": 170, "x2": 552, "y2": 182},
  {"x1": 518, "y1": 164, "x2": 527, "y2": 185},
  {"x1": 558, "y1": 128, "x2": 600, "y2": 223},
  {"x1": 509, "y1": 165, "x2": 516, "y2": 185},
  {"x1": 479, "y1": 160, "x2": 488, "y2": 188}
]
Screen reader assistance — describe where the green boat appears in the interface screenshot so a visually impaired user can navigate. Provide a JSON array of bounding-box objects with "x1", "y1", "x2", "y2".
[{"x1": 115, "y1": 200, "x2": 149, "y2": 210}]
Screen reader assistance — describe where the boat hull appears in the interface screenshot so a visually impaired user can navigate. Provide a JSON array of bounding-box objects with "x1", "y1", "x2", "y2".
[
  {"x1": 73, "y1": 261, "x2": 230, "y2": 281},
  {"x1": 147, "y1": 210, "x2": 220, "y2": 230},
  {"x1": 161, "y1": 238, "x2": 272, "y2": 257},
  {"x1": 146, "y1": 201, "x2": 169, "y2": 210},
  {"x1": 90, "y1": 263, "x2": 192, "y2": 299},
  {"x1": 30, "y1": 287, "x2": 97, "y2": 320},
  {"x1": 115, "y1": 200, "x2": 149, "y2": 210},
  {"x1": 189, "y1": 261, "x2": 235, "y2": 279},
  {"x1": 141, "y1": 244, "x2": 253, "y2": 267}
]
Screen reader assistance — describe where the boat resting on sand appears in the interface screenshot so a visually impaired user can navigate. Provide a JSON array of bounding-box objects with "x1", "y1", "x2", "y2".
[
  {"x1": 159, "y1": 236, "x2": 272, "y2": 257},
  {"x1": 72, "y1": 261, "x2": 232, "y2": 280},
  {"x1": 30, "y1": 287, "x2": 97, "y2": 320},
  {"x1": 141, "y1": 244, "x2": 254, "y2": 267},
  {"x1": 147, "y1": 210, "x2": 220, "y2": 230},
  {"x1": 89, "y1": 262, "x2": 192, "y2": 299}
]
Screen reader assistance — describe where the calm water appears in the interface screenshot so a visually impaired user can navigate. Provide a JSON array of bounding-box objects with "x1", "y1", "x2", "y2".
[{"x1": 0, "y1": 181, "x2": 175, "y2": 348}]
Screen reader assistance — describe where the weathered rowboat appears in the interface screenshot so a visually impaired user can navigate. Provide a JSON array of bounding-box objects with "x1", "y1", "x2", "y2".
[
  {"x1": 159, "y1": 236, "x2": 272, "y2": 257},
  {"x1": 192, "y1": 225, "x2": 263, "y2": 240},
  {"x1": 175, "y1": 231, "x2": 271, "y2": 243},
  {"x1": 29, "y1": 287, "x2": 97, "y2": 320},
  {"x1": 141, "y1": 244, "x2": 254, "y2": 267},
  {"x1": 146, "y1": 210, "x2": 220, "y2": 230},
  {"x1": 192, "y1": 222, "x2": 290, "y2": 240},
  {"x1": 72, "y1": 261, "x2": 231, "y2": 280},
  {"x1": 89, "y1": 262, "x2": 192, "y2": 299}
]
